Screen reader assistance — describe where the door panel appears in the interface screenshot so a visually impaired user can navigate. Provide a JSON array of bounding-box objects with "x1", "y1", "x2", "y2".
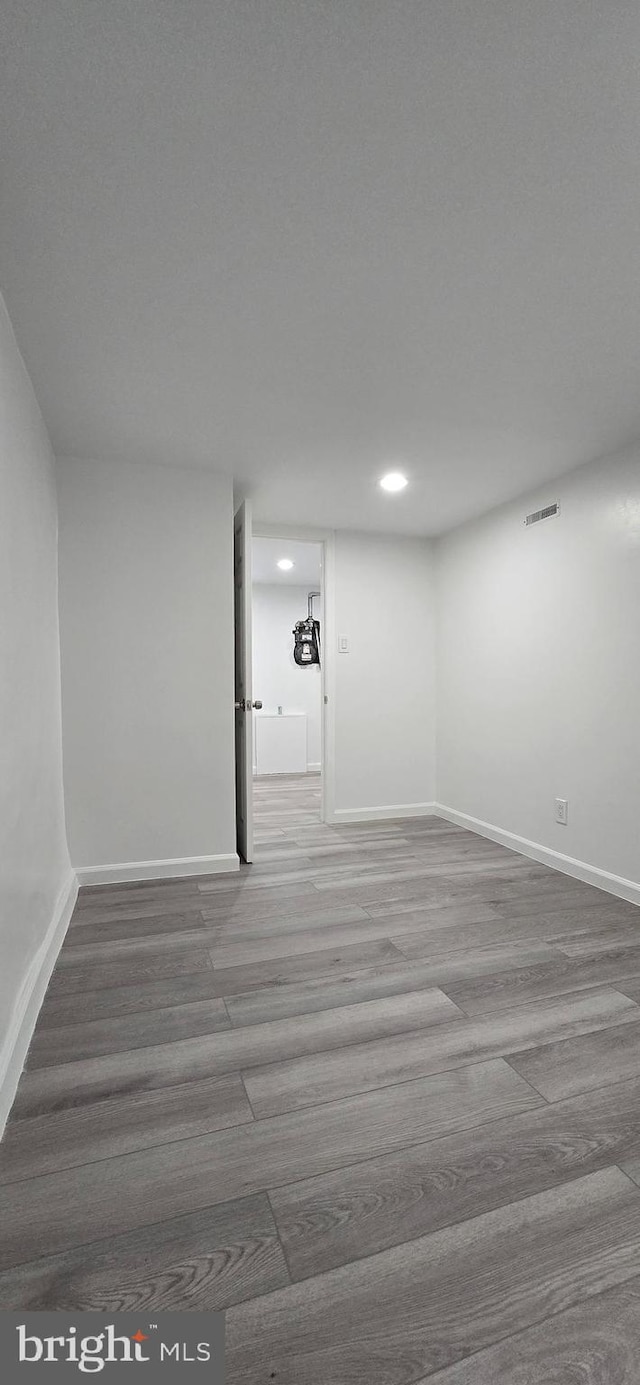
[{"x1": 234, "y1": 500, "x2": 253, "y2": 863}]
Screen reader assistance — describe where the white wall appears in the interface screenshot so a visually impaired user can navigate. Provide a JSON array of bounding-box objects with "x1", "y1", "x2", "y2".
[
  {"x1": 0, "y1": 294, "x2": 73, "y2": 1132},
  {"x1": 57, "y1": 459, "x2": 237, "y2": 880},
  {"x1": 330, "y1": 531, "x2": 436, "y2": 820},
  {"x1": 252, "y1": 583, "x2": 322, "y2": 772},
  {"x1": 436, "y1": 451, "x2": 640, "y2": 896}
]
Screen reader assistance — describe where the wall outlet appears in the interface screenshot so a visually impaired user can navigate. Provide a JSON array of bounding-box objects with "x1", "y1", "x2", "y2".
[
  {"x1": 555, "y1": 798, "x2": 568, "y2": 825},
  {"x1": 338, "y1": 635, "x2": 349, "y2": 653}
]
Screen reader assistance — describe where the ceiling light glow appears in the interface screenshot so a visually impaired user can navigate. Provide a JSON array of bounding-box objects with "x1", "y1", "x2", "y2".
[
  {"x1": 380, "y1": 471, "x2": 408, "y2": 493},
  {"x1": 277, "y1": 558, "x2": 294, "y2": 570}
]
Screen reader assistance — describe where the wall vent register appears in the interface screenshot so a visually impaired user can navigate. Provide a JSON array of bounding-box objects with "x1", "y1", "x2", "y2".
[{"x1": 524, "y1": 501, "x2": 560, "y2": 527}]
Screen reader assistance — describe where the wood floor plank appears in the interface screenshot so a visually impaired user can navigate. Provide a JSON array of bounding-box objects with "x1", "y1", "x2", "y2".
[
  {"x1": 36, "y1": 938, "x2": 405, "y2": 1027},
  {"x1": 243, "y1": 987, "x2": 640, "y2": 1118},
  {"x1": 210, "y1": 938, "x2": 406, "y2": 997},
  {"x1": 440, "y1": 944, "x2": 640, "y2": 1017},
  {"x1": 247, "y1": 842, "x2": 379, "y2": 863},
  {"x1": 73, "y1": 878, "x2": 211, "y2": 908},
  {"x1": 190, "y1": 875, "x2": 323, "y2": 899},
  {"x1": 77, "y1": 868, "x2": 233, "y2": 901},
  {"x1": 273, "y1": 881, "x2": 479, "y2": 914},
  {"x1": 619, "y1": 978, "x2": 640, "y2": 1004},
  {"x1": 557, "y1": 925, "x2": 640, "y2": 956},
  {"x1": 201, "y1": 855, "x2": 421, "y2": 889},
  {"x1": 509, "y1": 1019, "x2": 640, "y2": 1102},
  {"x1": 0, "y1": 1059, "x2": 541, "y2": 1267},
  {"x1": 71, "y1": 898, "x2": 208, "y2": 924},
  {"x1": 311, "y1": 863, "x2": 552, "y2": 894},
  {"x1": 199, "y1": 893, "x2": 372, "y2": 926},
  {"x1": 619, "y1": 1157, "x2": 640, "y2": 1190},
  {"x1": 491, "y1": 893, "x2": 639, "y2": 922},
  {"x1": 67, "y1": 911, "x2": 209, "y2": 945},
  {"x1": 203, "y1": 903, "x2": 394, "y2": 946},
  {"x1": 345, "y1": 875, "x2": 547, "y2": 912},
  {"x1": 451, "y1": 874, "x2": 611, "y2": 902},
  {"x1": 225, "y1": 1168, "x2": 640, "y2": 1385},
  {"x1": 419, "y1": 1275, "x2": 640, "y2": 1383},
  {"x1": 56, "y1": 932, "x2": 222, "y2": 965},
  {"x1": 363, "y1": 899, "x2": 503, "y2": 925},
  {"x1": 207, "y1": 910, "x2": 510, "y2": 968},
  {"x1": 12, "y1": 987, "x2": 462, "y2": 1118},
  {"x1": 75, "y1": 882, "x2": 210, "y2": 910},
  {"x1": 27, "y1": 997, "x2": 231, "y2": 1067},
  {"x1": 225, "y1": 940, "x2": 563, "y2": 1028},
  {"x1": 396, "y1": 860, "x2": 555, "y2": 882},
  {"x1": 205, "y1": 908, "x2": 504, "y2": 952},
  {"x1": 74, "y1": 881, "x2": 319, "y2": 927},
  {"x1": 270, "y1": 1074, "x2": 640, "y2": 1280},
  {"x1": 58, "y1": 903, "x2": 374, "y2": 969},
  {"x1": 293, "y1": 824, "x2": 405, "y2": 843},
  {"x1": 309, "y1": 870, "x2": 593, "y2": 906},
  {"x1": 0, "y1": 1074, "x2": 253, "y2": 1182},
  {"x1": 47, "y1": 949, "x2": 214, "y2": 996},
  {"x1": 0, "y1": 1194, "x2": 289, "y2": 1311},
  {"x1": 392, "y1": 907, "x2": 638, "y2": 964},
  {"x1": 37, "y1": 969, "x2": 228, "y2": 1027}
]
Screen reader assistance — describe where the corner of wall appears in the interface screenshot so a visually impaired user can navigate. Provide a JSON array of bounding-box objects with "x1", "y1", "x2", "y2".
[
  {"x1": 432, "y1": 452, "x2": 640, "y2": 904},
  {"x1": 0, "y1": 291, "x2": 75, "y2": 1138},
  {"x1": 0, "y1": 870, "x2": 78, "y2": 1138}
]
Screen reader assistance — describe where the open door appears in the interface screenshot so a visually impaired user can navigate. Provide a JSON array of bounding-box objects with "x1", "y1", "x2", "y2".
[{"x1": 234, "y1": 499, "x2": 260, "y2": 863}]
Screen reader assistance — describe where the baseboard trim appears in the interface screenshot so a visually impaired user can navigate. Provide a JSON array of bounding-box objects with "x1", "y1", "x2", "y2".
[
  {"x1": 435, "y1": 803, "x2": 640, "y2": 908},
  {"x1": 254, "y1": 770, "x2": 320, "y2": 780},
  {"x1": 308, "y1": 762, "x2": 322, "y2": 773},
  {"x1": 328, "y1": 802, "x2": 437, "y2": 825},
  {"x1": 76, "y1": 853, "x2": 240, "y2": 887},
  {"x1": 0, "y1": 869, "x2": 78, "y2": 1138}
]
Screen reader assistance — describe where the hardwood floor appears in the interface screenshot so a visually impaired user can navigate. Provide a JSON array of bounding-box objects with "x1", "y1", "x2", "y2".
[{"x1": 2, "y1": 772, "x2": 640, "y2": 1380}]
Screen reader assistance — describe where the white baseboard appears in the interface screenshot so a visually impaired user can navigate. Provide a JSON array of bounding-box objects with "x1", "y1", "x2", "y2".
[
  {"x1": 308, "y1": 762, "x2": 322, "y2": 773},
  {"x1": 254, "y1": 770, "x2": 320, "y2": 779},
  {"x1": 435, "y1": 804, "x2": 640, "y2": 908},
  {"x1": 76, "y1": 853, "x2": 240, "y2": 887},
  {"x1": 0, "y1": 869, "x2": 78, "y2": 1138},
  {"x1": 328, "y1": 802, "x2": 437, "y2": 825}
]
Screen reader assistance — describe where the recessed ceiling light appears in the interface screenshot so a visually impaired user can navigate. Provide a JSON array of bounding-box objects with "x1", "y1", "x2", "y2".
[
  {"x1": 379, "y1": 471, "x2": 408, "y2": 493},
  {"x1": 277, "y1": 558, "x2": 294, "y2": 570}
]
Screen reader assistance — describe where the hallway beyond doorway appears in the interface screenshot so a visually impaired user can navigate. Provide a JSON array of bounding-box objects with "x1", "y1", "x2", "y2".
[{"x1": 254, "y1": 772, "x2": 322, "y2": 842}]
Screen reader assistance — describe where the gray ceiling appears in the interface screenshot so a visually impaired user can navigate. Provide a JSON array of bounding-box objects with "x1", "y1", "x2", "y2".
[{"x1": 2, "y1": 1, "x2": 640, "y2": 535}]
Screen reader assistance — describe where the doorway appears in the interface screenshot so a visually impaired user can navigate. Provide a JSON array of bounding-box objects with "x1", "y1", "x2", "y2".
[
  {"x1": 251, "y1": 537, "x2": 323, "y2": 849},
  {"x1": 234, "y1": 503, "x2": 332, "y2": 864}
]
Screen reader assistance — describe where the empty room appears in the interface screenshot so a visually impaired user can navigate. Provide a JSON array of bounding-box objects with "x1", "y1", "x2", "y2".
[{"x1": 1, "y1": 2, "x2": 640, "y2": 1380}]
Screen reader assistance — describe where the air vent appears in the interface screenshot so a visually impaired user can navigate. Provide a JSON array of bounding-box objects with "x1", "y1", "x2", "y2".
[{"x1": 524, "y1": 501, "x2": 559, "y2": 527}]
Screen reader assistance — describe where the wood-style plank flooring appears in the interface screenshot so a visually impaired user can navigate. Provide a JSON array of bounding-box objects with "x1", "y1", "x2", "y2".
[{"x1": 2, "y1": 772, "x2": 640, "y2": 1381}]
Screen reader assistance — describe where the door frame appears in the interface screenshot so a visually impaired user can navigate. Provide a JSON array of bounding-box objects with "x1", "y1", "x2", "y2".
[{"x1": 251, "y1": 522, "x2": 335, "y2": 824}]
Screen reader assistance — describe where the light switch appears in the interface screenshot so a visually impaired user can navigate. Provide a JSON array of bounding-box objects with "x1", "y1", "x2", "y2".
[{"x1": 338, "y1": 635, "x2": 349, "y2": 653}]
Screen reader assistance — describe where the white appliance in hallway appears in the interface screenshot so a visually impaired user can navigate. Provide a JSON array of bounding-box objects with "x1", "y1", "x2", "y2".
[{"x1": 255, "y1": 712, "x2": 307, "y2": 775}]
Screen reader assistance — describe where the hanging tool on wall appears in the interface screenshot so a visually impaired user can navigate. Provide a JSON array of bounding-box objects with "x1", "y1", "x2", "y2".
[{"x1": 293, "y1": 591, "x2": 321, "y2": 666}]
